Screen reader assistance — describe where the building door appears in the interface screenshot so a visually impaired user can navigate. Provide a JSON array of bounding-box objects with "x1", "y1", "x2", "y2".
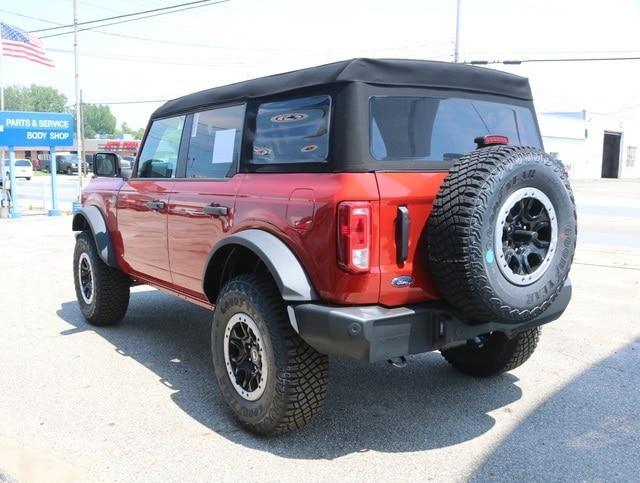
[{"x1": 601, "y1": 132, "x2": 621, "y2": 178}]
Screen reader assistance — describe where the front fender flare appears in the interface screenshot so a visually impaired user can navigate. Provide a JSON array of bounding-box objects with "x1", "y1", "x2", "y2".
[
  {"x1": 204, "y1": 229, "x2": 318, "y2": 302},
  {"x1": 72, "y1": 206, "x2": 119, "y2": 268}
]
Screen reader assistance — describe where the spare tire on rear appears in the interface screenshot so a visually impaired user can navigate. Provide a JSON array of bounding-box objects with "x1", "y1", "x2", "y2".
[{"x1": 427, "y1": 145, "x2": 577, "y2": 324}]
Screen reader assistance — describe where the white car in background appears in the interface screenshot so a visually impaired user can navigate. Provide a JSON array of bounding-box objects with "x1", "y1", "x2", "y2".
[{"x1": 1, "y1": 158, "x2": 33, "y2": 182}]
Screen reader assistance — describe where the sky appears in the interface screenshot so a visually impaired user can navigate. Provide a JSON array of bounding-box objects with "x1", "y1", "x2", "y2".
[{"x1": 2, "y1": 0, "x2": 640, "y2": 131}]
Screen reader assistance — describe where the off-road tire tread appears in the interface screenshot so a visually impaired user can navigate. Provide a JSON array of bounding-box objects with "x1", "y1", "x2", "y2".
[
  {"x1": 427, "y1": 145, "x2": 576, "y2": 323},
  {"x1": 214, "y1": 274, "x2": 328, "y2": 435},
  {"x1": 441, "y1": 327, "x2": 541, "y2": 377},
  {"x1": 74, "y1": 231, "x2": 130, "y2": 326}
]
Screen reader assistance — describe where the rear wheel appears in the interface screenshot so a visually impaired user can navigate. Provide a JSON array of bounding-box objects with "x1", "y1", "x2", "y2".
[
  {"x1": 73, "y1": 232, "x2": 130, "y2": 326},
  {"x1": 441, "y1": 327, "x2": 541, "y2": 377},
  {"x1": 211, "y1": 274, "x2": 328, "y2": 435}
]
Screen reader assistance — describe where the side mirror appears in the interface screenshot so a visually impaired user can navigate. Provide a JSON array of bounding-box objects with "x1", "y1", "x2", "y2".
[{"x1": 93, "y1": 152, "x2": 121, "y2": 177}]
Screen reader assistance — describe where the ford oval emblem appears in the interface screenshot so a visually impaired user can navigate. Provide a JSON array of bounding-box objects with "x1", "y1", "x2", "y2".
[{"x1": 391, "y1": 276, "x2": 413, "y2": 288}]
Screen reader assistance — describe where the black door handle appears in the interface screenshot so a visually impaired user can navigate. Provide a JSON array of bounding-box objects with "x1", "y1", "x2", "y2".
[
  {"x1": 396, "y1": 205, "x2": 410, "y2": 263},
  {"x1": 203, "y1": 205, "x2": 229, "y2": 217},
  {"x1": 146, "y1": 200, "x2": 166, "y2": 211}
]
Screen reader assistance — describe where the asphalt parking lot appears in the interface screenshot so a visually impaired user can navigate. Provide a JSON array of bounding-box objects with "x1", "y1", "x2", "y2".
[{"x1": 0, "y1": 179, "x2": 638, "y2": 482}]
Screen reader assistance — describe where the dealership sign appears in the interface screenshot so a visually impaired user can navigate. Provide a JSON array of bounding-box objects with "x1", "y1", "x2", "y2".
[{"x1": 0, "y1": 111, "x2": 75, "y2": 147}]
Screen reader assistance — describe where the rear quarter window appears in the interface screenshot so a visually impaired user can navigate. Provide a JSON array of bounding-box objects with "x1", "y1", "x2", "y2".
[
  {"x1": 251, "y1": 95, "x2": 331, "y2": 164},
  {"x1": 370, "y1": 96, "x2": 541, "y2": 163}
]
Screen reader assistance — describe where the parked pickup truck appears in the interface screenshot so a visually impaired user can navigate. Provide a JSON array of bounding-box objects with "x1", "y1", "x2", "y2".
[{"x1": 71, "y1": 58, "x2": 577, "y2": 435}]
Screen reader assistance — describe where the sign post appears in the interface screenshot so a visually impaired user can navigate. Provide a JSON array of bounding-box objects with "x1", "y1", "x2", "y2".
[
  {"x1": 49, "y1": 146, "x2": 60, "y2": 216},
  {"x1": 8, "y1": 146, "x2": 19, "y2": 218},
  {"x1": 0, "y1": 111, "x2": 75, "y2": 217}
]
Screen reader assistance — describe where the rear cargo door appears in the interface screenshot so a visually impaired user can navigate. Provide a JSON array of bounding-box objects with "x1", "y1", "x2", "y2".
[
  {"x1": 375, "y1": 172, "x2": 445, "y2": 306},
  {"x1": 370, "y1": 95, "x2": 542, "y2": 306}
]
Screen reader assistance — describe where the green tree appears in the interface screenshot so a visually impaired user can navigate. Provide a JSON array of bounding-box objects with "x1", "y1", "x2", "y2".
[
  {"x1": 4, "y1": 84, "x2": 68, "y2": 112},
  {"x1": 114, "y1": 121, "x2": 145, "y2": 139},
  {"x1": 83, "y1": 104, "x2": 116, "y2": 138}
]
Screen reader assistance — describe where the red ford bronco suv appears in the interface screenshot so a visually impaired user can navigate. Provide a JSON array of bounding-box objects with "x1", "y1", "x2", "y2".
[{"x1": 72, "y1": 59, "x2": 576, "y2": 435}]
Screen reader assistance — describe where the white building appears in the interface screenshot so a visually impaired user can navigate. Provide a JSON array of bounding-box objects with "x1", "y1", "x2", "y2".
[{"x1": 538, "y1": 111, "x2": 640, "y2": 179}]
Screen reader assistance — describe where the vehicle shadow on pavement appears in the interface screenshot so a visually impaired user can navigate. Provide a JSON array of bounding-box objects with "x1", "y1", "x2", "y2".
[
  {"x1": 57, "y1": 289, "x2": 523, "y2": 459},
  {"x1": 470, "y1": 337, "x2": 640, "y2": 481}
]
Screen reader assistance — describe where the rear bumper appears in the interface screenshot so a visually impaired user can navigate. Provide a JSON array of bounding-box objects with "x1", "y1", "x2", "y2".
[{"x1": 292, "y1": 279, "x2": 572, "y2": 362}]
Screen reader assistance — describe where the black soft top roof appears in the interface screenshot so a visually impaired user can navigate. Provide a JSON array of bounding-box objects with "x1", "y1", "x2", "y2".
[{"x1": 152, "y1": 58, "x2": 533, "y2": 119}]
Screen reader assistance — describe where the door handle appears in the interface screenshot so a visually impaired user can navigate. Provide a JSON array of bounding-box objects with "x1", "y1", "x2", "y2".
[
  {"x1": 146, "y1": 200, "x2": 166, "y2": 211},
  {"x1": 396, "y1": 205, "x2": 410, "y2": 263},
  {"x1": 203, "y1": 205, "x2": 229, "y2": 217}
]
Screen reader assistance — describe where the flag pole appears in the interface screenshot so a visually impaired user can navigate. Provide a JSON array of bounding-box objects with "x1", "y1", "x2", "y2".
[
  {"x1": 0, "y1": 28, "x2": 5, "y2": 167},
  {"x1": 0, "y1": 23, "x2": 4, "y2": 111},
  {"x1": 73, "y1": 0, "x2": 85, "y2": 198}
]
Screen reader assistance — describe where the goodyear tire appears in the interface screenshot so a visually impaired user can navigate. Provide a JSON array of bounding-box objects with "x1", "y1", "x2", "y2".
[
  {"x1": 73, "y1": 231, "x2": 130, "y2": 326},
  {"x1": 211, "y1": 274, "x2": 328, "y2": 435},
  {"x1": 427, "y1": 146, "x2": 577, "y2": 324}
]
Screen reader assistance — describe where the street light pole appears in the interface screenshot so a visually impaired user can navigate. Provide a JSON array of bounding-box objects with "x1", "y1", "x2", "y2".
[
  {"x1": 73, "y1": 0, "x2": 84, "y2": 198},
  {"x1": 454, "y1": 0, "x2": 461, "y2": 63}
]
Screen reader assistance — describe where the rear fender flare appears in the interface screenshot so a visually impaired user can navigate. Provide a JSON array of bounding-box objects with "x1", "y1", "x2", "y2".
[{"x1": 203, "y1": 229, "x2": 318, "y2": 303}]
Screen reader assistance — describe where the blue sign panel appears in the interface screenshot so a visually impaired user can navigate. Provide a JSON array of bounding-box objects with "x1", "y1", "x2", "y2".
[{"x1": 0, "y1": 111, "x2": 75, "y2": 147}]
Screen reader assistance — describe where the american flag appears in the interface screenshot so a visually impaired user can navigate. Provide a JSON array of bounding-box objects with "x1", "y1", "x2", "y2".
[{"x1": 1, "y1": 22, "x2": 55, "y2": 68}]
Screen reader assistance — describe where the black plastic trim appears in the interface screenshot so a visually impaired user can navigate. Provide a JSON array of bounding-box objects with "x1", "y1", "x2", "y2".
[
  {"x1": 294, "y1": 279, "x2": 572, "y2": 362},
  {"x1": 396, "y1": 205, "x2": 409, "y2": 263},
  {"x1": 203, "y1": 229, "x2": 318, "y2": 303},
  {"x1": 71, "y1": 206, "x2": 119, "y2": 268}
]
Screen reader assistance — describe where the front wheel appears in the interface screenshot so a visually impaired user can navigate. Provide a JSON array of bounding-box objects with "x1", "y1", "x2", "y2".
[
  {"x1": 73, "y1": 232, "x2": 130, "y2": 326},
  {"x1": 211, "y1": 274, "x2": 328, "y2": 435},
  {"x1": 441, "y1": 327, "x2": 541, "y2": 377}
]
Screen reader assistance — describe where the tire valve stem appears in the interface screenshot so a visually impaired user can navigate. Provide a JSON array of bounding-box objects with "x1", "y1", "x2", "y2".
[{"x1": 388, "y1": 356, "x2": 408, "y2": 368}]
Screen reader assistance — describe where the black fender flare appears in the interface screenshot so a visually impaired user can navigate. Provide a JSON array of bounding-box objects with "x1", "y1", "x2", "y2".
[
  {"x1": 72, "y1": 206, "x2": 119, "y2": 268},
  {"x1": 203, "y1": 229, "x2": 318, "y2": 302}
]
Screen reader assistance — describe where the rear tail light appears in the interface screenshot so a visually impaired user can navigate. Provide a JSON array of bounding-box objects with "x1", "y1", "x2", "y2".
[{"x1": 337, "y1": 201, "x2": 371, "y2": 273}]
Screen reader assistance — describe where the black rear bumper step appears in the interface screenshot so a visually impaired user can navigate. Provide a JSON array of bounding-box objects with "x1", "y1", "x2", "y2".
[{"x1": 293, "y1": 280, "x2": 572, "y2": 362}]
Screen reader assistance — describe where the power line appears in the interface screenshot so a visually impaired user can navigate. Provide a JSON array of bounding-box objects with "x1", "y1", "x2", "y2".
[
  {"x1": 464, "y1": 48, "x2": 640, "y2": 56},
  {"x1": 468, "y1": 56, "x2": 640, "y2": 65},
  {"x1": 84, "y1": 99, "x2": 169, "y2": 105},
  {"x1": 1, "y1": 5, "x2": 229, "y2": 47},
  {"x1": 0, "y1": 8, "x2": 64, "y2": 25},
  {"x1": 3, "y1": 7, "x2": 452, "y2": 56},
  {"x1": 38, "y1": 1, "x2": 230, "y2": 39},
  {"x1": 30, "y1": 0, "x2": 226, "y2": 33}
]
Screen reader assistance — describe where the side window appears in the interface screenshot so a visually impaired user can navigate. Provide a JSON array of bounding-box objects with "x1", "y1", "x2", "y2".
[
  {"x1": 251, "y1": 95, "x2": 331, "y2": 164},
  {"x1": 185, "y1": 105, "x2": 245, "y2": 179},
  {"x1": 136, "y1": 116, "x2": 185, "y2": 178}
]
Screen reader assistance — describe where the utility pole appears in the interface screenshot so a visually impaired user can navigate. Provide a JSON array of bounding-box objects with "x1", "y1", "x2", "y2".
[
  {"x1": 453, "y1": 0, "x2": 461, "y2": 63},
  {"x1": 73, "y1": 0, "x2": 85, "y2": 197}
]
